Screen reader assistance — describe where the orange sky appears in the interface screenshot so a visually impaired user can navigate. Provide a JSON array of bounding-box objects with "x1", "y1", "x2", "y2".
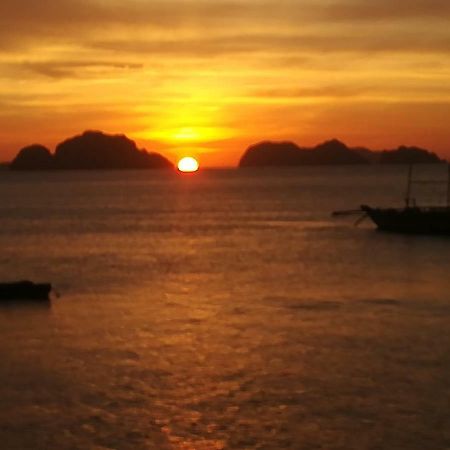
[{"x1": 1, "y1": 0, "x2": 449, "y2": 166}]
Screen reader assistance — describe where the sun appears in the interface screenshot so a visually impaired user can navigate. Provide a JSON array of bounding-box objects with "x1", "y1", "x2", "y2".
[{"x1": 177, "y1": 156, "x2": 199, "y2": 173}]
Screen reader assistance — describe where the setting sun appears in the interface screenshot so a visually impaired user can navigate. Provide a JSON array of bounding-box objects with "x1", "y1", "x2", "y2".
[{"x1": 177, "y1": 157, "x2": 199, "y2": 173}]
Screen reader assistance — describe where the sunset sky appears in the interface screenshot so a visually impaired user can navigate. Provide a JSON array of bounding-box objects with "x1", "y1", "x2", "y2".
[{"x1": 1, "y1": 0, "x2": 449, "y2": 166}]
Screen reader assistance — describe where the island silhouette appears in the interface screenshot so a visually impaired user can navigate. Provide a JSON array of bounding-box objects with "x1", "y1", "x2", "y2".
[
  {"x1": 10, "y1": 131, "x2": 173, "y2": 170},
  {"x1": 239, "y1": 139, "x2": 443, "y2": 167},
  {"x1": 8, "y1": 131, "x2": 443, "y2": 170}
]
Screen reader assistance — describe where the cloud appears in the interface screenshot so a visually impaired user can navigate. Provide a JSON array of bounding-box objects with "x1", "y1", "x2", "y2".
[
  {"x1": 250, "y1": 85, "x2": 367, "y2": 99},
  {"x1": 1, "y1": 0, "x2": 449, "y2": 53},
  {"x1": 19, "y1": 60, "x2": 143, "y2": 79},
  {"x1": 0, "y1": 0, "x2": 289, "y2": 50},
  {"x1": 90, "y1": 30, "x2": 450, "y2": 58},
  {"x1": 323, "y1": 0, "x2": 450, "y2": 21}
]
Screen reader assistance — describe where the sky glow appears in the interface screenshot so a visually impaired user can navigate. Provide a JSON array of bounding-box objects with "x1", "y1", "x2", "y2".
[{"x1": 1, "y1": 0, "x2": 449, "y2": 165}]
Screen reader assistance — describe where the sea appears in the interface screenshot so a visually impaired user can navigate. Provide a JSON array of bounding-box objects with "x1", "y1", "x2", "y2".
[{"x1": 0, "y1": 165, "x2": 449, "y2": 450}]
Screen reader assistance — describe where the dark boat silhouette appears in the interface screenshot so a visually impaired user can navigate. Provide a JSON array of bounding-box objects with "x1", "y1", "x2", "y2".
[
  {"x1": 360, "y1": 204, "x2": 450, "y2": 234},
  {"x1": 334, "y1": 165, "x2": 450, "y2": 235},
  {"x1": 0, "y1": 281, "x2": 52, "y2": 301}
]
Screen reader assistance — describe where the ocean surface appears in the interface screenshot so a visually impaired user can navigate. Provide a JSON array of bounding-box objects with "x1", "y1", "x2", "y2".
[{"x1": 0, "y1": 166, "x2": 449, "y2": 450}]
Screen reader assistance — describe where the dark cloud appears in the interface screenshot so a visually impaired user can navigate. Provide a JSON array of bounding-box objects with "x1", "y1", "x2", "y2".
[{"x1": 20, "y1": 60, "x2": 143, "y2": 79}]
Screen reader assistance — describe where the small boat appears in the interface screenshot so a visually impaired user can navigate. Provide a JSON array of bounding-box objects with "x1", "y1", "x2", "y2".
[
  {"x1": 0, "y1": 281, "x2": 52, "y2": 301},
  {"x1": 360, "y1": 204, "x2": 450, "y2": 234},
  {"x1": 334, "y1": 164, "x2": 450, "y2": 235}
]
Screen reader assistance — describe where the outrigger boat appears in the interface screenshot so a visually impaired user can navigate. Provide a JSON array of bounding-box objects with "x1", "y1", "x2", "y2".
[
  {"x1": 334, "y1": 164, "x2": 450, "y2": 235},
  {"x1": 360, "y1": 204, "x2": 450, "y2": 234}
]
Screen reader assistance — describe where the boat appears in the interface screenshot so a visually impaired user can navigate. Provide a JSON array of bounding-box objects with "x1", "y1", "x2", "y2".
[
  {"x1": 360, "y1": 204, "x2": 450, "y2": 234},
  {"x1": 334, "y1": 164, "x2": 450, "y2": 235},
  {"x1": 0, "y1": 281, "x2": 52, "y2": 301}
]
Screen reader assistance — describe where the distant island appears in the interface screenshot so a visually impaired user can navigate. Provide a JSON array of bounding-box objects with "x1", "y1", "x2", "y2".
[
  {"x1": 239, "y1": 139, "x2": 444, "y2": 167},
  {"x1": 7, "y1": 132, "x2": 445, "y2": 170},
  {"x1": 10, "y1": 131, "x2": 173, "y2": 171}
]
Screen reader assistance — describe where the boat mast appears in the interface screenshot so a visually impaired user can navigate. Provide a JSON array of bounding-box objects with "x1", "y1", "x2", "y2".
[{"x1": 405, "y1": 164, "x2": 413, "y2": 207}]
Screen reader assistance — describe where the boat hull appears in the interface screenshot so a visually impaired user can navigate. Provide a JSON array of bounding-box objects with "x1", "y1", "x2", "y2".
[{"x1": 361, "y1": 205, "x2": 450, "y2": 235}]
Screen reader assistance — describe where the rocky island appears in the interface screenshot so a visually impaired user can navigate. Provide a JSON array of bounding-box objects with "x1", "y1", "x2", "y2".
[
  {"x1": 378, "y1": 146, "x2": 442, "y2": 164},
  {"x1": 239, "y1": 139, "x2": 443, "y2": 167},
  {"x1": 10, "y1": 144, "x2": 53, "y2": 170},
  {"x1": 10, "y1": 131, "x2": 173, "y2": 170}
]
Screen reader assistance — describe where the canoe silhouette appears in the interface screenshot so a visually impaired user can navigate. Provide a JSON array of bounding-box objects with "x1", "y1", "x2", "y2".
[{"x1": 0, "y1": 281, "x2": 52, "y2": 301}]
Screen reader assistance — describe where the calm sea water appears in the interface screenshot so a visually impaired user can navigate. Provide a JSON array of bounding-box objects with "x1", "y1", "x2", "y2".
[{"x1": 0, "y1": 166, "x2": 449, "y2": 450}]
